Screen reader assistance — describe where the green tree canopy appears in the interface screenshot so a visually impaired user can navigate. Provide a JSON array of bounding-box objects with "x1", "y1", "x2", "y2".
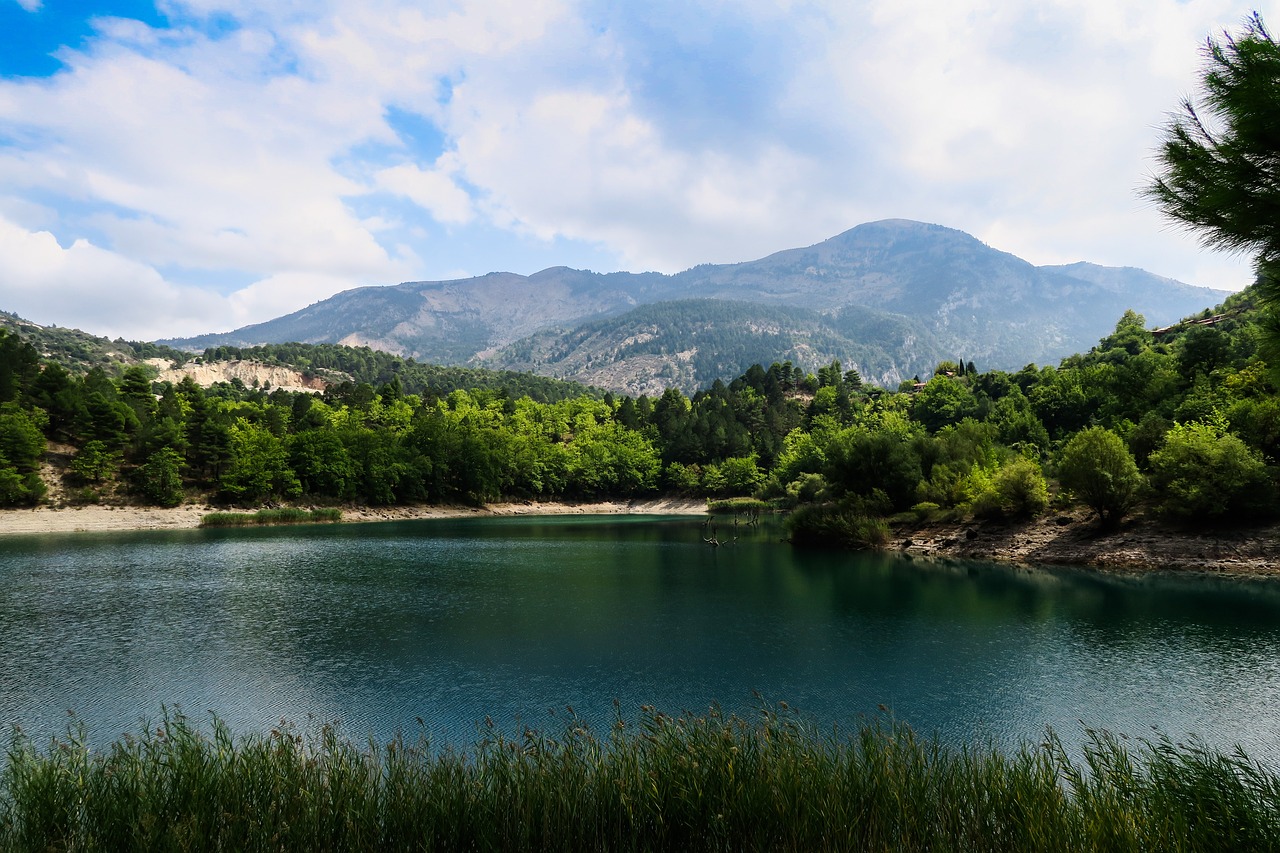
[
  {"x1": 1057, "y1": 427, "x2": 1143, "y2": 526},
  {"x1": 1147, "y1": 13, "x2": 1280, "y2": 353},
  {"x1": 1148, "y1": 420, "x2": 1274, "y2": 520}
]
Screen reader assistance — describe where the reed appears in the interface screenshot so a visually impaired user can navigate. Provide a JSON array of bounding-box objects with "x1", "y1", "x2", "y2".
[
  {"x1": 199, "y1": 508, "x2": 343, "y2": 527},
  {"x1": 2, "y1": 706, "x2": 1277, "y2": 852},
  {"x1": 706, "y1": 498, "x2": 772, "y2": 514}
]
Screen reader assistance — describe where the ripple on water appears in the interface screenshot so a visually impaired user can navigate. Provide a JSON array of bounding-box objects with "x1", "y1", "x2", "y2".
[{"x1": 1, "y1": 517, "x2": 1279, "y2": 766}]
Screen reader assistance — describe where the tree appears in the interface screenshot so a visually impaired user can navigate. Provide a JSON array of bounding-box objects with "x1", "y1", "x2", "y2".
[
  {"x1": 1147, "y1": 14, "x2": 1280, "y2": 353},
  {"x1": 219, "y1": 420, "x2": 300, "y2": 504},
  {"x1": 1057, "y1": 427, "x2": 1142, "y2": 526},
  {"x1": 135, "y1": 447, "x2": 186, "y2": 507},
  {"x1": 1147, "y1": 420, "x2": 1274, "y2": 521}
]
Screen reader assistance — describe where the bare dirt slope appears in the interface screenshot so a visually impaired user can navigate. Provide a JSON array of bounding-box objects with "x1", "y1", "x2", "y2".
[{"x1": 149, "y1": 358, "x2": 329, "y2": 393}]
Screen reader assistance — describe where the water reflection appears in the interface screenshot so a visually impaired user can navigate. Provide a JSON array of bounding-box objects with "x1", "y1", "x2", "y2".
[{"x1": 1, "y1": 516, "x2": 1278, "y2": 766}]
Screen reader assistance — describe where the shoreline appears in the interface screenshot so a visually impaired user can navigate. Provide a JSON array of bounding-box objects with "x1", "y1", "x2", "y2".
[
  {"x1": 5, "y1": 499, "x2": 1280, "y2": 580},
  {"x1": 0, "y1": 498, "x2": 711, "y2": 536},
  {"x1": 890, "y1": 508, "x2": 1280, "y2": 579}
]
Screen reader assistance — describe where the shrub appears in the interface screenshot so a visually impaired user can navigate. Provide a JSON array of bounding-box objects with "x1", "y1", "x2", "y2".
[
  {"x1": 787, "y1": 492, "x2": 892, "y2": 548},
  {"x1": 1057, "y1": 427, "x2": 1142, "y2": 525},
  {"x1": 974, "y1": 456, "x2": 1050, "y2": 519},
  {"x1": 1148, "y1": 421, "x2": 1275, "y2": 521},
  {"x1": 785, "y1": 472, "x2": 827, "y2": 505}
]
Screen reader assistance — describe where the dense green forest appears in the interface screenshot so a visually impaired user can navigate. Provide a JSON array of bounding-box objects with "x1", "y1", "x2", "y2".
[{"x1": 0, "y1": 288, "x2": 1274, "y2": 541}]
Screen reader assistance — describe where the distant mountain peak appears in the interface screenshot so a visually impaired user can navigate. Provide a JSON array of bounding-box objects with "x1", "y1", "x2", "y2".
[{"x1": 158, "y1": 220, "x2": 1231, "y2": 393}]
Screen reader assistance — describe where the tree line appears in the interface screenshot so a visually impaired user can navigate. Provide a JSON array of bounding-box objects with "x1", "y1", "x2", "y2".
[{"x1": 0, "y1": 285, "x2": 1276, "y2": 543}]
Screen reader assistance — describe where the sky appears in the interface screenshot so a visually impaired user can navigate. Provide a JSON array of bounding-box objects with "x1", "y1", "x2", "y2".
[{"x1": 0, "y1": 0, "x2": 1271, "y2": 341}]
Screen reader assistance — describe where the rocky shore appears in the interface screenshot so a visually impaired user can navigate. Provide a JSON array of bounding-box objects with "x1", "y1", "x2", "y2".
[{"x1": 891, "y1": 508, "x2": 1280, "y2": 578}]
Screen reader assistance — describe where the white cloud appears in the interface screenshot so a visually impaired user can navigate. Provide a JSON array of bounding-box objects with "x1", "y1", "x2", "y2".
[
  {"x1": 375, "y1": 158, "x2": 474, "y2": 225},
  {"x1": 0, "y1": 216, "x2": 228, "y2": 339},
  {"x1": 12, "y1": 0, "x2": 40, "y2": 12},
  {"x1": 0, "y1": 0, "x2": 1265, "y2": 345},
  {"x1": 226, "y1": 270, "x2": 361, "y2": 326}
]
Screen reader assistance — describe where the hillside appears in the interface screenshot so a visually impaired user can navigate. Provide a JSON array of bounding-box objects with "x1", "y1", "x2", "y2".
[
  {"x1": 0, "y1": 314, "x2": 598, "y2": 402},
  {"x1": 159, "y1": 220, "x2": 1229, "y2": 391},
  {"x1": 0, "y1": 311, "x2": 185, "y2": 376},
  {"x1": 480, "y1": 299, "x2": 944, "y2": 395}
]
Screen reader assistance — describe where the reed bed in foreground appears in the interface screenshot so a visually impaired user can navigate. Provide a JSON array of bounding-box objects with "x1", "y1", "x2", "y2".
[
  {"x1": 200, "y1": 507, "x2": 343, "y2": 527},
  {"x1": 2, "y1": 705, "x2": 1277, "y2": 852}
]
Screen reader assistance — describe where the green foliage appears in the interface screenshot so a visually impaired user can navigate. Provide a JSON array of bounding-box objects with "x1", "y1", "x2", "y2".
[
  {"x1": 200, "y1": 508, "x2": 342, "y2": 527},
  {"x1": 972, "y1": 456, "x2": 1051, "y2": 519},
  {"x1": 3, "y1": 290, "x2": 1280, "y2": 540},
  {"x1": 713, "y1": 455, "x2": 763, "y2": 496},
  {"x1": 0, "y1": 406, "x2": 46, "y2": 507},
  {"x1": 69, "y1": 440, "x2": 120, "y2": 485},
  {"x1": 911, "y1": 375, "x2": 978, "y2": 432},
  {"x1": 0, "y1": 465, "x2": 39, "y2": 507},
  {"x1": 662, "y1": 461, "x2": 703, "y2": 494},
  {"x1": 0, "y1": 329, "x2": 40, "y2": 404},
  {"x1": 1057, "y1": 427, "x2": 1143, "y2": 525},
  {"x1": 566, "y1": 422, "x2": 660, "y2": 498},
  {"x1": 706, "y1": 497, "x2": 769, "y2": 514},
  {"x1": 288, "y1": 430, "x2": 356, "y2": 500},
  {"x1": 6, "y1": 707, "x2": 1280, "y2": 853},
  {"x1": 134, "y1": 447, "x2": 186, "y2": 507},
  {"x1": 1147, "y1": 420, "x2": 1274, "y2": 521},
  {"x1": 824, "y1": 427, "x2": 922, "y2": 511},
  {"x1": 1147, "y1": 13, "x2": 1280, "y2": 361},
  {"x1": 787, "y1": 492, "x2": 893, "y2": 548},
  {"x1": 0, "y1": 407, "x2": 46, "y2": 475},
  {"x1": 218, "y1": 421, "x2": 301, "y2": 504}
]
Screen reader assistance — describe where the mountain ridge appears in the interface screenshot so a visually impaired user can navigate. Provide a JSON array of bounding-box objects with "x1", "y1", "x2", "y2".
[{"x1": 159, "y1": 219, "x2": 1230, "y2": 392}]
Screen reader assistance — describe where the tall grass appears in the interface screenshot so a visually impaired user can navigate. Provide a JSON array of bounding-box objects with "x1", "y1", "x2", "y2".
[
  {"x1": 200, "y1": 507, "x2": 343, "y2": 527},
  {"x1": 706, "y1": 498, "x2": 772, "y2": 514},
  {"x1": 2, "y1": 705, "x2": 1277, "y2": 851}
]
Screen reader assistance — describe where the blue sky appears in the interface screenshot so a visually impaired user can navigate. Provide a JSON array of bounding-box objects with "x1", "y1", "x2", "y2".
[{"x1": 0, "y1": 0, "x2": 1269, "y2": 340}]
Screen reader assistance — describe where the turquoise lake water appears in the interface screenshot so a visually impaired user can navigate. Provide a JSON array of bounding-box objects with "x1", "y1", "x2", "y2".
[{"x1": 2, "y1": 514, "x2": 1279, "y2": 762}]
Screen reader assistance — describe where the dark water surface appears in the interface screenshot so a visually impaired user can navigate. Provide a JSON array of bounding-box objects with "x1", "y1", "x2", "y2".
[{"x1": 2, "y1": 514, "x2": 1279, "y2": 762}]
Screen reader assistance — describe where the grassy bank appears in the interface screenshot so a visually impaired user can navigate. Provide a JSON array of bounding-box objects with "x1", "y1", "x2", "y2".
[
  {"x1": 2, "y1": 706, "x2": 1276, "y2": 852},
  {"x1": 199, "y1": 507, "x2": 343, "y2": 528}
]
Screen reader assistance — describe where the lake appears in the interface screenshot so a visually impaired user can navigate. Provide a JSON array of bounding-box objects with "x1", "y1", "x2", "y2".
[{"x1": 2, "y1": 514, "x2": 1280, "y2": 764}]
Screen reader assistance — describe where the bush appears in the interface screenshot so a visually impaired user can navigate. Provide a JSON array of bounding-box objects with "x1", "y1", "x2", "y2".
[
  {"x1": 0, "y1": 464, "x2": 41, "y2": 507},
  {"x1": 1148, "y1": 421, "x2": 1275, "y2": 521},
  {"x1": 973, "y1": 456, "x2": 1050, "y2": 519},
  {"x1": 785, "y1": 472, "x2": 827, "y2": 505},
  {"x1": 787, "y1": 492, "x2": 892, "y2": 548},
  {"x1": 1057, "y1": 427, "x2": 1142, "y2": 525}
]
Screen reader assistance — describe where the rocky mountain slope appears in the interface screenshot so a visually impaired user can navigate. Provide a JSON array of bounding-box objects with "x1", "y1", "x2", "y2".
[
  {"x1": 479, "y1": 299, "x2": 944, "y2": 395},
  {"x1": 160, "y1": 219, "x2": 1230, "y2": 392}
]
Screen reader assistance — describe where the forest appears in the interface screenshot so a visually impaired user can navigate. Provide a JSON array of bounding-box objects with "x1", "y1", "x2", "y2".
[{"x1": 0, "y1": 285, "x2": 1273, "y2": 544}]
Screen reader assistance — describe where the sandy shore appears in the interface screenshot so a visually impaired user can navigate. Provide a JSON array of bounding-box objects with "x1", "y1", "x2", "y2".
[{"x1": 0, "y1": 498, "x2": 711, "y2": 536}]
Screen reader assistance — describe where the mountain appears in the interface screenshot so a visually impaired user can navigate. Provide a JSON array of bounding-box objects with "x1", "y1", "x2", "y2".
[
  {"x1": 479, "y1": 299, "x2": 946, "y2": 396},
  {"x1": 161, "y1": 220, "x2": 1230, "y2": 391}
]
